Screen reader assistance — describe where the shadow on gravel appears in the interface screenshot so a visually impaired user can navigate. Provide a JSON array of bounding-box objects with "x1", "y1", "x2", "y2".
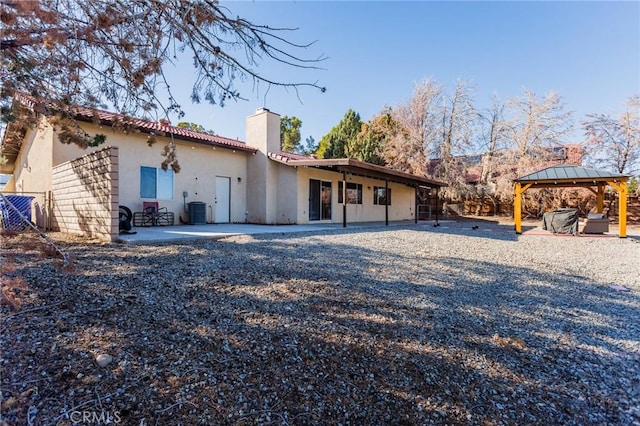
[
  {"x1": 417, "y1": 218, "x2": 537, "y2": 242},
  {"x1": 1, "y1": 232, "x2": 638, "y2": 425}
]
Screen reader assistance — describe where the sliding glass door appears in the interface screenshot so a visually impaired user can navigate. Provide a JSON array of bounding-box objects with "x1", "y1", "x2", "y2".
[{"x1": 309, "y1": 179, "x2": 332, "y2": 221}]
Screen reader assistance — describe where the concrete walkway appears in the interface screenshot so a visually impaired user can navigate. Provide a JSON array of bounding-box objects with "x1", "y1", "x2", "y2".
[
  {"x1": 117, "y1": 220, "x2": 441, "y2": 244},
  {"x1": 117, "y1": 219, "x2": 639, "y2": 244}
]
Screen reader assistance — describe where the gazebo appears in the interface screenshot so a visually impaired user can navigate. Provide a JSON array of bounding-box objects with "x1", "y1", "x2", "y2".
[{"x1": 513, "y1": 165, "x2": 630, "y2": 237}]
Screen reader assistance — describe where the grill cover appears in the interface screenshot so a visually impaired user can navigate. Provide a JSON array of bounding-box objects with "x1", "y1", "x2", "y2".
[{"x1": 542, "y1": 208, "x2": 579, "y2": 235}]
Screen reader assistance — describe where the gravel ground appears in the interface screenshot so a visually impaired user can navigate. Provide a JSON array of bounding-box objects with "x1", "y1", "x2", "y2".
[{"x1": 1, "y1": 222, "x2": 639, "y2": 425}]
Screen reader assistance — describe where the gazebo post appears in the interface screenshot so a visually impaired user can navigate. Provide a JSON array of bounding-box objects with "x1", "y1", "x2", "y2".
[
  {"x1": 513, "y1": 182, "x2": 522, "y2": 234},
  {"x1": 620, "y1": 182, "x2": 628, "y2": 238},
  {"x1": 597, "y1": 185, "x2": 605, "y2": 213},
  {"x1": 514, "y1": 183, "x2": 522, "y2": 233},
  {"x1": 620, "y1": 183, "x2": 627, "y2": 238},
  {"x1": 607, "y1": 180, "x2": 628, "y2": 238},
  {"x1": 513, "y1": 182, "x2": 531, "y2": 234}
]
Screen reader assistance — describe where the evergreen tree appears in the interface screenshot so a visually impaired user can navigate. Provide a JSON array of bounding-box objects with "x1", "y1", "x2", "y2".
[
  {"x1": 347, "y1": 110, "x2": 397, "y2": 165},
  {"x1": 300, "y1": 136, "x2": 318, "y2": 155},
  {"x1": 280, "y1": 116, "x2": 302, "y2": 152},
  {"x1": 176, "y1": 122, "x2": 214, "y2": 134},
  {"x1": 316, "y1": 110, "x2": 362, "y2": 158}
]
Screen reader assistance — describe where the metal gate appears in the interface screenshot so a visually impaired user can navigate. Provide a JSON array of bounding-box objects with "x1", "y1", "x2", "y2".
[{"x1": 417, "y1": 204, "x2": 432, "y2": 220}]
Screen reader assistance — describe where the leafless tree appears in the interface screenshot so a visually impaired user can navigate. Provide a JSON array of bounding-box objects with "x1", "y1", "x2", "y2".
[
  {"x1": 582, "y1": 94, "x2": 639, "y2": 175},
  {"x1": 1, "y1": 0, "x2": 325, "y2": 169},
  {"x1": 383, "y1": 78, "x2": 442, "y2": 176},
  {"x1": 492, "y1": 89, "x2": 573, "y2": 214},
  {"x1": 473, "y1": 95, "x2": 512, "y2": 214},
  {"x1": 508, "y1": 89, "x2": 573, "y2": 167},
  {"x1": 477, "y1": 95, "x2": 511, "y2": 185},
  {"x1": 431, "y1": 79, "x2": 477, "y2": 200}
]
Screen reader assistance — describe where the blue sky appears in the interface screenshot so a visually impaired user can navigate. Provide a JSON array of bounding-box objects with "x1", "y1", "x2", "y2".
[{"x1": 164, "y1": 1, "x2": 640, "y2": 146}]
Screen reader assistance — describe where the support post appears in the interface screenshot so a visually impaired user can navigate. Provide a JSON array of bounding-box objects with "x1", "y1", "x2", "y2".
[
  {"x1": 619, "y1": 181, "x2": 627, "y2": 238},
  {"x1": 414, "y1": 186, "x2": 418, "y2": 224},
  {"x1": 514, "y1": 183, "x2": 522, "y2": 234},
  {"x1": 608, "y1": 180, "x2": 628, "y2": 238},
  {"x1": 434, "y1": 188, "x2": 439, "y2": 224},
  {"x1": 342, "y1": 171, "x2": 347, "y2": 228},
  {"x1": 385, "y1": 178, "x2": 389, "y2": 226},
  {"x1": 597, "y1": 185, "x2": 605, "y2": 213},
  {"x1": 47, "y1": 190, "x2": 53, "y2": 231},
  {"x1": 514, "y1": 182, "x2": 532, "y2": 234}
]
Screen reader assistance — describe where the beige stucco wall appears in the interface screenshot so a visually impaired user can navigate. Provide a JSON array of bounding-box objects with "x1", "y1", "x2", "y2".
[
  {"x1": 51, "y1": 122, "x2": 251, "y2": 224},
  {"x1": 8, "y1": 108, "x2": 423, "y2": 230},
  {"x1": 275, "y1": 163, "x2": 298, "y2": 224},
  {"x1": 51, "y1": 146, "x2": 119, "y2": 241},
  {"x1": 294, "y1": 166, "x2": 417, "y2": 224},
  {"x1": 12, "y1": 120, "x2": 54, "y2": 194}
]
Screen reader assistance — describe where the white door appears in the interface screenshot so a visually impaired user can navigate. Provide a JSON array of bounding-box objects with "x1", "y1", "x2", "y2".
[{"x1": 215, "y1": 176, "x2": 230, "y2": 223}]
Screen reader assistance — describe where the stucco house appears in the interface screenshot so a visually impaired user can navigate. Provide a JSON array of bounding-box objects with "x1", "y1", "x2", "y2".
[{"x1": 1, "y1": 98, "x2": 445, "y2": 241}]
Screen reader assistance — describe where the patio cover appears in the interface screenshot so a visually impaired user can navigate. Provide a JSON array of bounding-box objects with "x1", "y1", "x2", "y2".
[
  {"x1": 513, "y1": 165, "x2": 629, "y2": 237},
  {"x1": 268, "y1": 152, "x2": 447, "y2": 226}
]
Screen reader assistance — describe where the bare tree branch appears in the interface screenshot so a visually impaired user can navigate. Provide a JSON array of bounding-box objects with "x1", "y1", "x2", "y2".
[{"x1": 1, "y1": 0, "x2": 326, "y2": 162}]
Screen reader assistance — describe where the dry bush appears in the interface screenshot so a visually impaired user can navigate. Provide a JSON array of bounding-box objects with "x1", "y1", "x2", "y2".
[
  {"x1": 0, "y1": 229, "x2": 20, "y2": 239},
  {"x1": 1, "y1": 232, "x2": 65, "y2": 260},
  {"x1": 53, "y1": 255, "x2": 76, "y2": 273},
  {"x1": 0, "y1": 276, "x2": 28, "y2": 312},
  {"x1": 1, "y1": 255, "x2": 16, "y2": 274}
]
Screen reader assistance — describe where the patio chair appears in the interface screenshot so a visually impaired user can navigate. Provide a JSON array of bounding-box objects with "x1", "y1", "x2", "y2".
[
  {"x1": 133, "y1": 202, "x2": 174, "y2": 227},
  {"x1": 580, "y1": 212, "x2": 609, "y2": 234}
]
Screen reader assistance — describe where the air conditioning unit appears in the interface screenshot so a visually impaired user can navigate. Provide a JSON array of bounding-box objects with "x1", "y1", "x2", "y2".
[{"x1": 188, "y1": 201, "x2": 206, "y2": 225}]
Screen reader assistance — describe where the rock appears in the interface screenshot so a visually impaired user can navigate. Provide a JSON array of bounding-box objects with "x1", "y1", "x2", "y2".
[{"x1": 95, "y1": 354, "x2": 113, "y2": 368}]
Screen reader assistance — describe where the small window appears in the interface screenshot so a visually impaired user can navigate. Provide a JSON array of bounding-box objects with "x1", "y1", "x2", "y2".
[
  {"x1": 140, "y1": 166, "x2": 174, "y2": 200},
  {"x1": 373, "y1": 186, "x2": 391, "y2": 205},
  {"x1": 338, "y1": 182, "x2": 363, "y2": 204}
]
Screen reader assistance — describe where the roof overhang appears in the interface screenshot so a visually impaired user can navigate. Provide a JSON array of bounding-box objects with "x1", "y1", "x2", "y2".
[
  {"x1": 268, "y1": 152, "x2": 446, "y2": 188},
  {"x1": 0, "y1": 122, "x2": 28, "y2": 173}
]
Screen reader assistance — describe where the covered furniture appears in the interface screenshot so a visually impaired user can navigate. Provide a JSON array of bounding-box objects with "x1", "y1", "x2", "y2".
[
  {"x1": 580, "y1": 213, "x2": 609, "y2": 234},
  {"x1": 513, "y1": 165, "x2": 629, "y2": 237},
  {"x1": 133, "y1": 202, "x2": 174, "y2": 227},
  {"x1": 542, "y1": 208, "x2": 579, "y2": 235}
]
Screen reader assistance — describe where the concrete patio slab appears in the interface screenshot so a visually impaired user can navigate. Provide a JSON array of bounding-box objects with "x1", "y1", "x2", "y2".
[
  {"x1": 117, "y1": 220, "x2": 443, "y2": 244},
  {"x1": 116, "y1": 219, "x2": 639, "y2": 244}
]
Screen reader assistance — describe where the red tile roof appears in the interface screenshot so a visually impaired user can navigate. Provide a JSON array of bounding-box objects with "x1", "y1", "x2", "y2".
[{"x1": 12, "y1": 93, "x2": 257, "y2": 153}]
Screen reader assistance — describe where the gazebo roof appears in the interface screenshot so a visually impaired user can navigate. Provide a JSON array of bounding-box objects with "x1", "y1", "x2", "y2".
[{"x1": 514, "y1": 165, "x2": 628, "y2": 184}]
